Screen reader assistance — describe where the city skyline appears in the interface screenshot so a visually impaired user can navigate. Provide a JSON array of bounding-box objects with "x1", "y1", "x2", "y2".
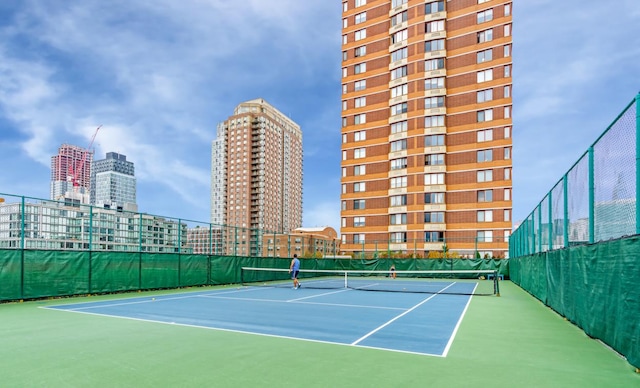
[{"x1": 0, "y1": 1, "x2": 639, "y2": 232}]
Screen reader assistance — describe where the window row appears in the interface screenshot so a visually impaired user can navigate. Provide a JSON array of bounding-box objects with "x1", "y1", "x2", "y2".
[
  {"x1": 341, "y1": 230, "x2": 510, "y2": 244},
  {"x1": 342, "y1": 210, "x2": 512, "y2": 227}
]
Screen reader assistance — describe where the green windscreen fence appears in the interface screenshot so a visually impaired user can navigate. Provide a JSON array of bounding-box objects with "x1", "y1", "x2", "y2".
[
  {"x1": 0, "y1": 250, "x2": 507, "y2": 302},
  {"x1": 510, "y1": 234, "x2": 640, "y2": 370}
]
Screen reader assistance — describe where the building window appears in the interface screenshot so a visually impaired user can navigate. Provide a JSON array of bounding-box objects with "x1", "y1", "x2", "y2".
[
  {"x1": 354, "y1": 182, "x2": 366, "y2": 192},
  {"x1": 425, "y1": 1, "x2": 444, "y2": 14},
  {"x1": 342, "y1": 167, "x2": 347, "y2": 177},
  {"x1": 342, "y1": 150, "x2": 347, "y2": 160},
  {"x1": 342, "y1": 184, "x2": 346, "y2": 194},
  {"x1": 354, "y1": 46, "x2": 367, "y2": 57},
  {"x1": 391, "y1": 66, "x2": 408, "y2": 80},
  {"x1": 478, "y1": 189, "x2": 493, "y2": 202},
  {"x1": 477, "y1": 89, "x2": 493, "y2": 103},
  {"x1": 390, "y1": 158, "x2": 407, "y2": 170},
  {"x1": 477, "y1": 29, "x2": 493, "y2": 43},
  {"x1": 477, "y1": 129, "x2": 493, "y2": 142},
  {"x1": 425, "y1": 58, "x2": 445, "y2": 71},
  {"x1": 504, "y1": 45, "x2": 511, "y2": 57},
  {"x1": 342, "y1": 218, "x2": 346, "y2": 228},
  {"x1": 504, "y1": 85, "x2": 511, "y2": 98},
  {"x1": 392, "y1": 0, "x2": 408, "y2": 7},
  {"x1": 390, "y1": 213, "x2": 407, "y2": 225},
  {"x1": 504, "y1": 147, "x2": 511, "y2": 159},
  {"x1": 342, "y1": 51, "x2": 347, "y2": 61},
  {"x1": 354, "y1": 63, "x2": 366, "y2": 74},
  {"x1": 355, "y1": 97, "x2": 366, "y2": 108},
  {"x1": 390, "y1": 232, "x2": 407, "y2": 243},
  {"x1": 354, "y1": 199, "x2": 365, "y2": 210},
  {"x1": 341, "y1": 201, "x2": 346, "y2": 211},
  {"x1": 505, "y1": 188, "x2": 512, "y2": 201},
  {"x1": 425, "y1": 77, "x2": 445, "y2": 90},
  {"x1": 477, "y1": 230, "x2": 493, "y2": 242},
  {"x1": 391, "y1": 47, "x2": 408, "y2": 62},
  {"x1": 425, "y1": 231, "x2": 444, "y2": 242},
  {"x1": 391, "y1": 103, "x2": 408, "y2": 116},
  {"x1": 343, "y1": 35, "x2": 347, "y2": 45},
  {"x1": 425, "y1": 96, "x2": 445, "y2": 109},
  {"x1": 391, "y1": 121, "x2": 408, "y2": 134},
  {"x1": 391, "y1": 139, "x2": 407, "y2": 151},
  {"x1": 354, "y1": 114, "x2": 366, "y2": 125},
  {"x1": 354, "y1": 165, "x2": 366, "y2": 175},
  {"x1": 425, "y1": 134, "x2": 444, "y2": 146},
  {"x1": 504, "y1": 209, "x2": 511, "y2": 222},
  {"x1": 477, "y1": 109, "x2": 493, "y2": 122},
  {"x1": 390, "y1": 176, "x2": 408, "y2": 189},
  {"x1": 504, "y1": 167, "x2": 511, "y2": 180},
  {"x1": 477, "y1": 49, "x2": 493, "y2": 63},
  {"x1": 425, "y1": 39, "x2": 445, "y2": 52},
  {"x1": 355, "y1": 0, "x2": 366, "y2": 7},
  {"x1": 477, "y1": 69, "x2": 493, "y2": 83},
  {"x1": 425, "y1": 192, "x2": 444, "y2": 204},
  {"x1": 354, "y1": 130, "x2": 366, "y2": 141},
  {"x1": 391, "y1": 29, "x2": 408, "y2": 44},
  {"x1": 354, "y1": 148, "x2": 366, "y2": 159},
  {"x1": 425, "y1": 20, "x2": 445, "y2": 33},
  {"x1": 477, "y1": 9, "x2": 493, "y2": 23},
  {"x1": 391, "y1": 10, "x2": 408, "y2": 26},
  {"x1": 424, "y1": 212, "x2": 444, "y2": 223},
  {"x1": 504, "y1": 106, "x2": 511, "y2": 119},
  {"x1": 477, "y1": 149, "x2": 493, "y2": 162},
  {"x1": 354, "y1": 216, "x2": 365, "y2": 227},
  {"x1": 504, "y1": 24, "x2": 511, "y2": 37},
  {"x1": 504, "y1": 65, "x2": 511, "y2": 77},
  {"x1": 478, "y1": 0, "x2": 491, "y2": 3},
  {"x1": 355, "y1": 12, "x2": 367, "y2": 24},
  {"x1": 355, "y1": 29, "x2": 367, "y2": 41},
  {"x1": 425, "y1": 173, "x2": 445, "y2": 185},
  {"x1": 390, "y1": 195, "x2": 407, "y2": 206},
  {"x1": 504, "y1": 126, "x2": 511, "y2": 138},
  {"x1": 425, "y1": 154, "x2": 445, "y2": 166},
  {"x1": 425, "y1": 115, "x2": 445, "y2": 127},
  {"x1": 353, "y1": 234, "x2": 365, "y2": 244},
  {"x1": 342, "y1": 100, "x2": 347, "y2": 111},
  {"x1": 477, "y1": 169, "x2": 493, "y2": 182},
  {"x1": 354, "y1": 80, "x2": 366, "y2": 91},
  {"x1": 505, "y1": 3, "x2": 511, "y2": 16},
  {"x1": 391, "y1": 84, "x2": 408, "y2": 98},
  {"x1": 343, "y1": 2, "x2": 348, "y2": 12}
]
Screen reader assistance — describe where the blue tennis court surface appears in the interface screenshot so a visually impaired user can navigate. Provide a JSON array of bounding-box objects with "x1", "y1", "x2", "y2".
[{"x1": 44, "y1": 280, "x2": 478, "y2": 356}]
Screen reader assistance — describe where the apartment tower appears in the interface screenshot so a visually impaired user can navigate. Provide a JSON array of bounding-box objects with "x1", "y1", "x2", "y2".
[
  {"x1": 212, "y1": 98, "x2": 303, "y2": 256},
  {"x1": 340, "y1": 0, "x2": 512, "y2": 258},
  {"x1": 50, "y1": 144, "x2": 94, "y2": 201},
  {"x1": 90, "y1": 152, "x2": 137, "y2": 212}
]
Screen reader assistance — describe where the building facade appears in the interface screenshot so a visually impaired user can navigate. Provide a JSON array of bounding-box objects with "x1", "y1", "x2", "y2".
[
  {"x1": 90, "y1": 152, "x2": 137, "y2": 212},
  {"x1": 211, "y1": 98, "x2": 304, "y2": 256},
  {"x1": 261, "y1": 227, "x2": 341, "y2": 258},
  {"x1": 0, "y1": 200, "x2": 189, "y2": 253},
  {"x1": 50, "y1": 144, "x2": 93, "y2": 201},
  {"x1": 340, "y1": 0, "x2": 512, "y2": 258}
]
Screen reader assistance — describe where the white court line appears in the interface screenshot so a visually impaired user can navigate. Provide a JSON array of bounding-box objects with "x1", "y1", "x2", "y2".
[
  {"x1": 441, "y1": 282, "x2": 477, "y2": 357},
  {"x1": 199, "y1": 293, "x2": 406, "y2": 311},
  {"x1": 287, "y1": 288, "x2": 351, "y2": 302},
  {"x1": 350, "y1": 282, "x2": 457, "y2": 345},
  {"x1": 42, "y1": 286, "x2": 261, "y2": 311}
]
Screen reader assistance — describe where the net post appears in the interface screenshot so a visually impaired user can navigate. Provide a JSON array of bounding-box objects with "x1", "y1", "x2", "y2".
[
  {"x1": 494, "y1": 270, "x2": 500, "y2": 297},
  {"x1": 344, "y1": 271, "x2": 348, "y2": 289},
  {"x1": 588, "y1": 146, "x2": 595, "y2": 244},
  {"x1": 563, "y1": 175, "x2": 569, "y2": 248},
  {"x1": 636, "y1": 92, "x2": 640, "y2": 235}
]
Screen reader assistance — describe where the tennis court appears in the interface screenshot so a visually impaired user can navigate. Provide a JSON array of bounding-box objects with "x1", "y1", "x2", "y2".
[
  {"x1": 2, "y1": 279, "x2": 638, "y2": 387},
  {"x1": 44, "y1": 276, "x2": 478, "y2": 357}
]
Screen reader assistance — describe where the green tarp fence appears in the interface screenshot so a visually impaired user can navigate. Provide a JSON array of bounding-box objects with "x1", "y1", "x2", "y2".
[
  {"x1": 510, "y1": 234, "x2": 640, "y2": 370},
  {"x1": 0, "y1": 250, "x2": 507, "y2": 302}
]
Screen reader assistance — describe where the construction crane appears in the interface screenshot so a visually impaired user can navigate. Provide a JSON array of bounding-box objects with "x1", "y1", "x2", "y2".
[{"x1": 68, "y1": 125, "x2": 102, "y2": 191}]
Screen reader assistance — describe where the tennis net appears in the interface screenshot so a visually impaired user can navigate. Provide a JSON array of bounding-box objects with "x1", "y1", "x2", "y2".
[{"x1": 240, "y1": 267, "x2": 501, "y2": 296}]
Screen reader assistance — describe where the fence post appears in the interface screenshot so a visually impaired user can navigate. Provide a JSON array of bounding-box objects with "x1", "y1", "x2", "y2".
[
  {"x1": 636, "y1": 92, "x2": 640, "y2": 235},
  {"x1": 20, "y1": 196, "x2": 25, "y2": 250},
  {"x1": 588, "y1": 147, "x2": 595, "y2": 243},
  {"x1": 548, "y1": 191, "x2": 553, "y2": 251},
  {"x1": 563, "y1": 174, "x2": 569, "y2": 248},
  {"x1": 538, "y1": 205, "x2": 542, "y2": 253}
]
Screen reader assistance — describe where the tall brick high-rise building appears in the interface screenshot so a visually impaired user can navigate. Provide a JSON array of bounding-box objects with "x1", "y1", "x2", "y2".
[
  {"x1": 212, "y1": 98, "x2": 303, "y2": 256},
  {"x1": 340, "y1": 0, "x2": 512, "y2": 258}
]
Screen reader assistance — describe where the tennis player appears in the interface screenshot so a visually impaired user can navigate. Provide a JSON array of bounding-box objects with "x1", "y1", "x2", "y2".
[
  {"x1": 289, "y1": 254, "x2": 301, "y2": 289},
  {"x1": 390, "y1": 264, "x2": 396, "y2": 279}
]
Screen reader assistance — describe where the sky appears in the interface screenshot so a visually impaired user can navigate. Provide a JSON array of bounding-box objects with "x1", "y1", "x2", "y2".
[{"x1": 0, "y1": 0, "x2": 639, "y2": 233}]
